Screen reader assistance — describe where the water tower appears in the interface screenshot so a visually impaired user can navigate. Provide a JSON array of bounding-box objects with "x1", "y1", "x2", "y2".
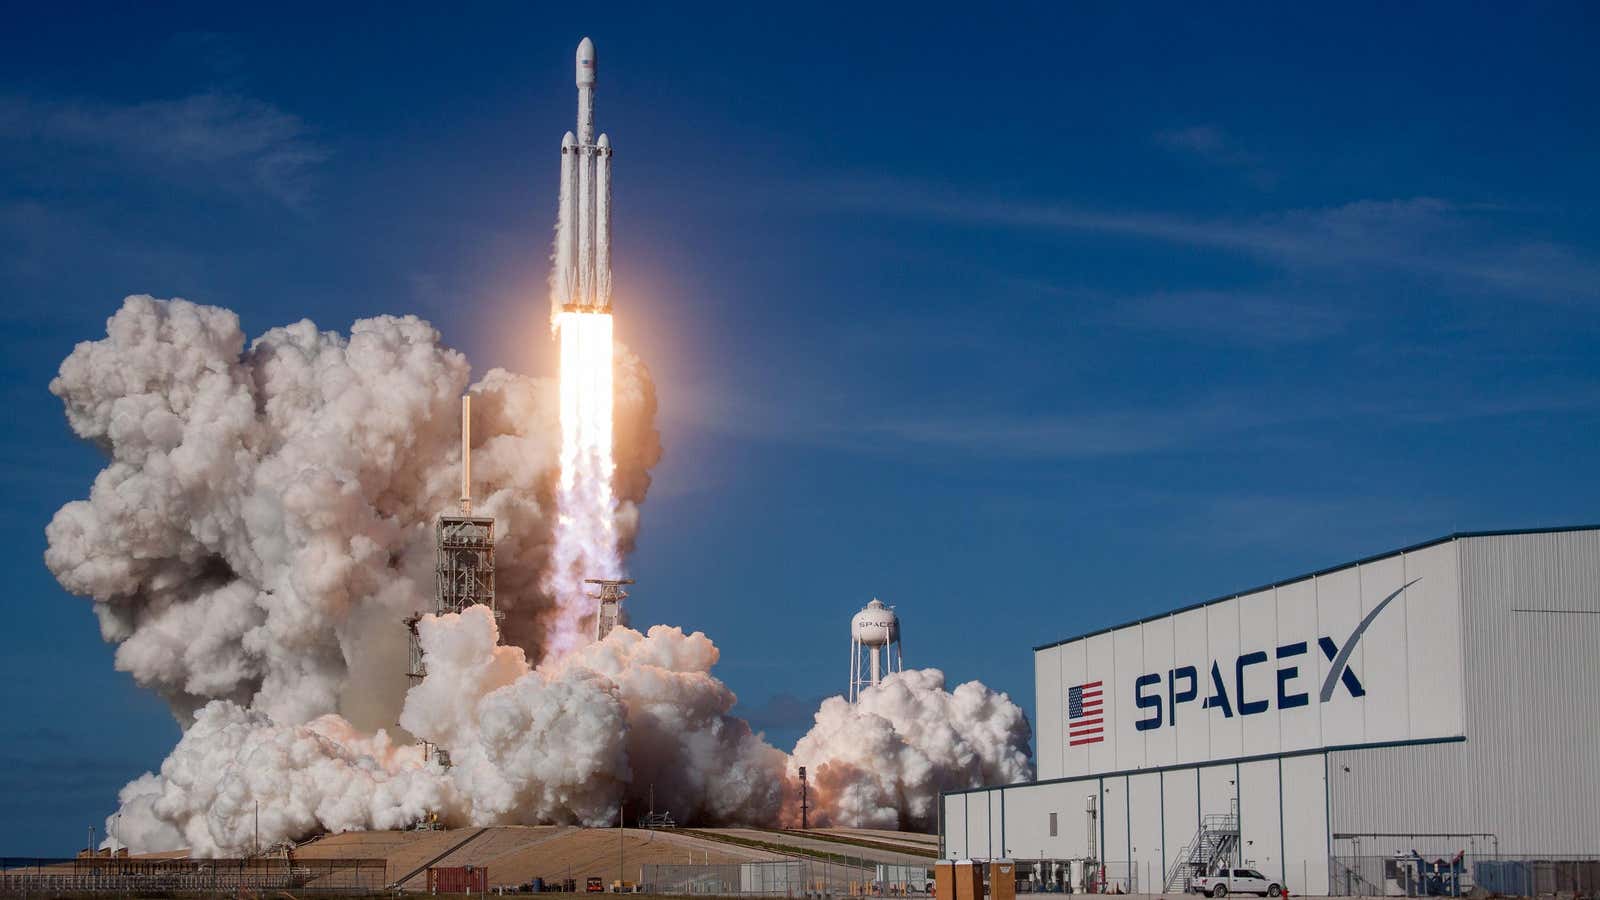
[{"x1": 849, "y1": 598, "x2": 903, "y2": 702}]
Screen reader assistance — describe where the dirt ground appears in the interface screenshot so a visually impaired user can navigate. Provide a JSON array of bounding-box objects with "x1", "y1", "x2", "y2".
[{"x1": 39, "y1": 824, "x2": 943, "y2": 892}]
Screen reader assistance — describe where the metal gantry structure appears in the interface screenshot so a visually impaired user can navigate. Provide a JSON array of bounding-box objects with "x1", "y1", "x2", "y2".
[
  {"x1": 402, "y1": 397, "x2": 497, "y2": 770},
  {"x1": 434, "y1": 515, "x2": 498, "y2": 617},
  {"x1": 586, "y1": 578, "x2": 633, "y2": 641}
]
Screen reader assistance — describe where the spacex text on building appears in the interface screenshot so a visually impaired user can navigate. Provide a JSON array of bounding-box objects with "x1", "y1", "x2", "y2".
[{"x1": 1130, "y1": 578, "x2": 1418, "y2": 730}]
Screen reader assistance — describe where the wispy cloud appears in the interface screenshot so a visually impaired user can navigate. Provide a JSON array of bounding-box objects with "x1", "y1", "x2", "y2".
[
  {"x1": 670, "y1": 375, "x2": 1600, "y2": 461},
  {"x1": 861, "y1": 395, "x2": 1275, "y2": 458},
  {"x1": 1159, "y1": 124, "x2": 1232, "y2": 157},
  {"x1": 816, "y1": 184, "x2": 1600, "y2": 305},
  {"x1": 1156, "y1": 124, "x2": 1277, "y2": 187},
  {"x1": 1109, "y1": 289, "x2": 1352, "y2": 344},
  {"x1": 1164, "y1": 491, "x2": 1460, "y2": 552},
  {"x1": 0, "y1": 92, "x2": 327, "y2": 209}
]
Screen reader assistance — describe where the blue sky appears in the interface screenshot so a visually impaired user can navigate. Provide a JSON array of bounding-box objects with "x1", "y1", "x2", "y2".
[{"x1": 2, "y1": 2, "x2": 1596, "y2": 854}]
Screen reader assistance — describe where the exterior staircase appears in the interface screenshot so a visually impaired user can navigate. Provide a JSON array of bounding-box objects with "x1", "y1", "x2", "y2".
[
  {"x1": 1163, "y1": 804, "x2": 1240, "y2": 893},
  {"x1": 1330, "y1": 856, "x2": 1382, "y2": 897}
]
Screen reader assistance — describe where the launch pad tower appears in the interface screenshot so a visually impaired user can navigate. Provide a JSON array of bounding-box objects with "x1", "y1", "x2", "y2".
[
  {"x1": 406, "y1": 396, "x2": 498, "y2": 682},
  {"x1": 404, "y1": 397, "x2": 497, "y2": 767},
  {"x1": 435, "y1": 513, "x2": 496, "y2": 618}
]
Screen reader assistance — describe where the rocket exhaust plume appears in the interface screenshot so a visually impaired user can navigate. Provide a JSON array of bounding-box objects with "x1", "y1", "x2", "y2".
[
  {"x1": 543, "y1": 36, "x2": 624, "y2": 654},
  {"x1": 545, "y1": 310, "x2": 622, "y2": 653}
]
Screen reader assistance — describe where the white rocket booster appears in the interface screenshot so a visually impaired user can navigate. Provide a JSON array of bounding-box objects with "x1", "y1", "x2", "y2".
[
  {"x1": 595, "y1": 133, "x2": 611, "y2": 305},
  {"x1": 558, "y1": 37, "x2": 613, "y2": 313},
  {"x1": 556, "y1": 132, "x2": 578, "y2": 308}
]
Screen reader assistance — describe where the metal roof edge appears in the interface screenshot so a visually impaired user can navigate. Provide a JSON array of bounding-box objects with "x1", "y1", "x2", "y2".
[{"x1": 1032, "y1": 525, "x2": 1600, "y2": 653}]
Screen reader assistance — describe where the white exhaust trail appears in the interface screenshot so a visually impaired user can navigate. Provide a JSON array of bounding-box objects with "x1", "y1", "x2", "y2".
[{"x1": 545, "y1": 310, "x2": 623, "y2": 654}]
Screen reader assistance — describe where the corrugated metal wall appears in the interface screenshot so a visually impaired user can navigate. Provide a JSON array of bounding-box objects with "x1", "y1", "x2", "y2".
[
  {"x1": 942, "y1": 757, "x2": 1337, "y2": 895},
  {"x1": 1329, "y1": 530, "x2": 1600, "y2": 854}
]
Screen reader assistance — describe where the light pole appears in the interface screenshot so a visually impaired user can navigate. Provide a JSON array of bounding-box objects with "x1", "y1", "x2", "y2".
[{"x1": 799, "y1": 767, "x2": 809, "y2": 830}]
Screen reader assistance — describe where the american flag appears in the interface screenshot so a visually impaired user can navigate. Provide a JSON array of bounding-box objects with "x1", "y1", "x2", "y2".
[{"x1": 1068, "y1": 681, "x2": 1104, "y2": 746}]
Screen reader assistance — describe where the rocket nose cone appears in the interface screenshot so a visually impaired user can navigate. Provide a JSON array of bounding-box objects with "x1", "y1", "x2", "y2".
[
  {"x1": 576, "y1": 37, "x2": 596, "y2": 85},
  {"x1": 597, "y1": 133, "x2": 610, "y2": 148},
  {"x1": 562, "y1": 131, "x2": 577, "y2": 147}
]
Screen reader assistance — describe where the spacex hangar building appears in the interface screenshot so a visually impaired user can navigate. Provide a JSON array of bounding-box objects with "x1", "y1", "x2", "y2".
[{"x1": 939, "y1": 527, "x2": 1600, "y2": 894}]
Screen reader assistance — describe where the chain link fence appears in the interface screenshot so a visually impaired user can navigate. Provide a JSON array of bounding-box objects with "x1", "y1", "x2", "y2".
[
  {"x1": 1096, "y1": 860, "x2": 1139, "y2": 894},
  {"x1": 0, "y1": 856, "x2": 388, "y2": 894},
  {"x1": 1328, "y1": 853, "x2": 1600, "y2": 897},
  {"x1": 641, "y1": 855, "x2": 1597, "y2": 898},
  {"x1": 642, "y1": 858, "x2": 931, "y2": 896}
]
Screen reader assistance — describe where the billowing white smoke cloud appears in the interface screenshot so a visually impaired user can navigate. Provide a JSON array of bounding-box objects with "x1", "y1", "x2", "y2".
[
  {"x1": 401, "y1": 606, "x2": 632, "y2": 825},
  {"x1": 112, "y1": 605, "x2": 787, "y2": 854},
  {"x1": 402, "y1": 606, "x2": 788, "y2": 826},
  {"x1": 552, "y1": 622, "x2": 789, "y2": 823},
  {"x1": 46, "y1": 296, "x2": 661, "y2": 729},
  {"x1": 790, "y1": 669, "x2": 1033, "y2": 831},
  {"x1": 116, "y1": 703, "x2": 454, "y2": 856},
  {"x1": 48, "y1": 295, "x2": 1029, "y2": 853}
]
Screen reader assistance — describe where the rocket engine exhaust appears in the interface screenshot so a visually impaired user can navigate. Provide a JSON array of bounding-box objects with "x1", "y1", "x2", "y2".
[{"x1": 546, "y1": 309, "x2": 622, "y2": 654}]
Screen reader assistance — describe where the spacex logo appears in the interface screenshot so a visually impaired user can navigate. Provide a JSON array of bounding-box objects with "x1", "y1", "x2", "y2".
[{"x1": 1127, "y1": 578, "x2": 1420, "y2": 732}]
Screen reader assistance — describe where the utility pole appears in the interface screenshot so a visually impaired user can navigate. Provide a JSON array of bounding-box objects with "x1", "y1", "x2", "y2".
[
  {"x1": 799, "y1": 767, "x2": 810, "y2": 830},
  {"x1": 618, "y1": 800, "x2": 625, "y2": 888}
]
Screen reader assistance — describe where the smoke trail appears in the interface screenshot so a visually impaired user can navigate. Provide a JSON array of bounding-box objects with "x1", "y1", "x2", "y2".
[{"x1": 543, "y1": 311, "x2": 623, "y2": 655}]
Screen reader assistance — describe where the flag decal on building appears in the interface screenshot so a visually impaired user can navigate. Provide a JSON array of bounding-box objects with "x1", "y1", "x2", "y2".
[{"x1": 1068, "y1": 681, "x2": 1104, "y2": 746}]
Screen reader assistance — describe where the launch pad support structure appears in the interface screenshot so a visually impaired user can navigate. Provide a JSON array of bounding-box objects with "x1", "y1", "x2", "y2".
[
  {"x1": 587, "y1": 578, "x2": 634, "y2": 642},
  {"x1": 404, "y1": 397, "x2": 498, "y2": 767}
]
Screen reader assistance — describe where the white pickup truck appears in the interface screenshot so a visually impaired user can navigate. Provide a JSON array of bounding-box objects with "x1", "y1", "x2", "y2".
[{"x1": 1191, "y1": 867, "x2": 1285, "y2": 897}]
